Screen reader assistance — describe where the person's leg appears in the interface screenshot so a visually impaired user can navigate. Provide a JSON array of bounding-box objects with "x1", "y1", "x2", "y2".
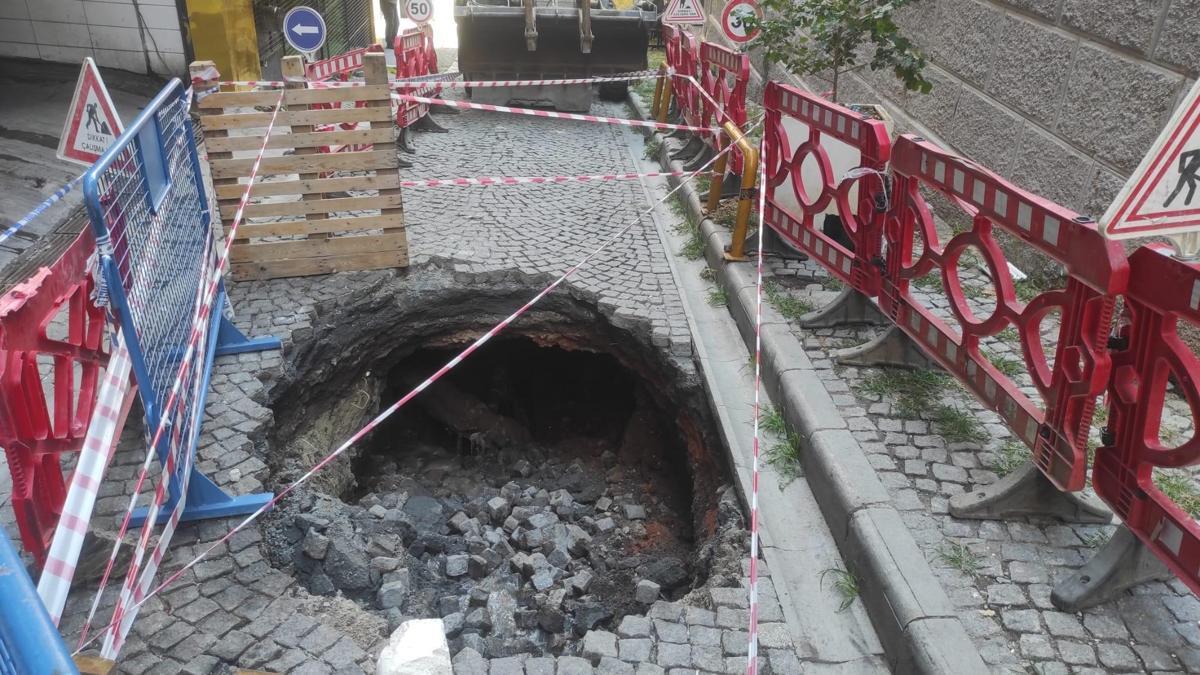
[{"x1": 382, "y1": 0, "x2": 400, "y2": 49}]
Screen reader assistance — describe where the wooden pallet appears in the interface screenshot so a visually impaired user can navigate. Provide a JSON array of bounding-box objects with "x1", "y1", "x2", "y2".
[{"x1": 191, "y1": 53, "x2": 407, "y2": 281}]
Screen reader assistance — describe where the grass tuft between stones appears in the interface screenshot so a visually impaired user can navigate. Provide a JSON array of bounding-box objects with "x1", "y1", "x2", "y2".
[
  {"x1": 936, "y1": 541, "x2": 983, "y2": 575},
  {"x1": 819, "y1": 568, "x2": 859, "y2": 612}
]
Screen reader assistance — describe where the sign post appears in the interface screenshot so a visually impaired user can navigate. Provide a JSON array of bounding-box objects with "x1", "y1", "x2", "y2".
[
  {"x1": 57, "y1": 58, "x2": 123, "y2": 167},
  {"x1": 283, "y1": 6, "x2": 328, "y2": 55},
  {"x1": 720, "y1": 0, "x2": 760, "y2": 44},
  {"x1": 663, "y1": 0, "x2": 705, "y2": 25},
  {"x1": 403, "y1": 0, "x2": 433, "y2": 24},
  {"x1": 1101, "y1": 79, "x2": 1200, "y2": 258}
]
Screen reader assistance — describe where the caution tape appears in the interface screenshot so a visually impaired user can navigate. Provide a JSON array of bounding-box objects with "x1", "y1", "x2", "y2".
[
  {"x1": 393, "y1": 93, "x2": 719, "y2": 134},
  {"x1": 400, "y1": 170, "x2": 713, "y2": 188},
  {"x1": 745, "y1": 135, "x2": 767, "y2": 675},
  {"x1": 391, "y1": 70, "x2": 664, "y2": 90},
  {"x1": 70, "y1": 120, "x2": 756, "y2": 659},
  {"x1": 2, "y1": 173, "x2": 84, "y2": 247}
]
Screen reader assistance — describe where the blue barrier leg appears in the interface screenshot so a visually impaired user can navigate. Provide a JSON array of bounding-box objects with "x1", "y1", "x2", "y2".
[
  {"x1": 130, "y1": 284, "x2": 275, "y2": 528},
  {"x1": 0, "y1": 534, "x2": 78, "y2": 674},
  {"x1": 213, "y1": 283, "x2": 281, "y2": 357}
]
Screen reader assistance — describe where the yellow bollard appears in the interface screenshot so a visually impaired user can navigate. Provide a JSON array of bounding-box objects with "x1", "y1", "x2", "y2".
[{"x1": 707, "y1": 122, "x2": 758, "y2": 262}]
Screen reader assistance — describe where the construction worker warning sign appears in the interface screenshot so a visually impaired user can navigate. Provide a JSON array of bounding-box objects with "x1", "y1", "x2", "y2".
[
  {"x1": 663, "y1": 0, "x2": 705, "y2": 25},
  {"x1": 57, "y1": 58, "x2": 123, "y2": 167},
  {"x1": 1101, "y1": 78, "x2": 1200, "y2": 240}
]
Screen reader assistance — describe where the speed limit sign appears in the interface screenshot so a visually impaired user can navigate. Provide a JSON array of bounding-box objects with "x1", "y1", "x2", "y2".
[
  {"x1": 721, "y1": 0, "x2": 761, "y2": 43},
  {"x1": 403, "y1": 0, "x2": 433, "y2": 24}
]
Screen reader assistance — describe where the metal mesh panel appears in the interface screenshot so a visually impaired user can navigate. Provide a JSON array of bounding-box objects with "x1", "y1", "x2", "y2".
[
  {"x1": 257, "y1": 0, "x2": 374, "y2": 80},
  {"x1": 85, "y1": 85, "x2": 210, "y2": 425}
]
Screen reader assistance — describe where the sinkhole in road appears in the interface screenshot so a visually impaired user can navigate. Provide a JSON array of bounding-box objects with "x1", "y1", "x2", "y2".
[{"x1": 261, "y1": 282, "x2": 748, "y2": 658}]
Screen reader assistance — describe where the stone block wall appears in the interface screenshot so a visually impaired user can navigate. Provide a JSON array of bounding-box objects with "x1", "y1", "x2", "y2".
[
  {"x1": 0, "y1": 0, "x2": 186, "y2": 76},
  {"x1": 696, "y1": 0, "x2": 1196, "y2": 231}
]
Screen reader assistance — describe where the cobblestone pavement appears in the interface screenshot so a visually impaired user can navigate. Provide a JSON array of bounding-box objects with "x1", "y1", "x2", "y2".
[
  {"x1": 755, "y1": 228, "x2": 1200, "y2": 673},
  {"x1": 1, "y1": 98, "x2": 820, "y2": 673}
]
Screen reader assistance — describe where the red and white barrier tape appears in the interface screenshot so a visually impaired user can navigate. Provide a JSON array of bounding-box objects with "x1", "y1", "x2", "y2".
[
  {"x1": 36, "y1": 338, "x2": 135, "y2": 625},
  {"x1": 392, "y1": 70, "x2": 663, "y2": 89},
  {"x1": 392, "y1": 93, "x2": 718, "y2": 134},
  {"x1": 400, "y1": 170, "x2": 712, "y2": 188},
  {"x1": 72, "y1": 119, "x2": 756, "y2": 658},
  {"x1": 745, "y1": 137, "x2": 767, "y2": 675},
  {"x1": 76, "y1": 87, "x2": 290, "y2": 659}
]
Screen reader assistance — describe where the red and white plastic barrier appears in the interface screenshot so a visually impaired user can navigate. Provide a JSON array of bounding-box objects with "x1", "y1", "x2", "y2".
[{"x1": 0, "y1": 228, "x2": 117, "y2": 570}]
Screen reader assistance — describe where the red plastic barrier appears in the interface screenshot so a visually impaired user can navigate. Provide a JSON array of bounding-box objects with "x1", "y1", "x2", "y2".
[
  {"x1": 884, "y1": 135, "x2": 1129, "y2": 491},
  {"x1": 306, "y1": 44, "x2": 385, "y2": 155},
  {"x1": 1094, "y1": 245, "x2": 1200, "y2": 595},
  {"x1": 394, "y1": 26, "x2": 439, "y2": 129},
  {"x1": 0, "y1": 229, "x2": 109, "y2": 567},
  {"x1": 697, "y1": 42, "x2": 749, "y2": 171},
  {"x1": 761, "y1": 82, "x2": 891, "y2": 296},
  {"x1": 676, "y1": 31, "x2": 700, "y2": 130}
]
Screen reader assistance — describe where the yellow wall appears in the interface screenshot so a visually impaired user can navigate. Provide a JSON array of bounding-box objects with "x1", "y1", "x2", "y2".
[{"x1": 185, "y1": 0, "x2": 260, "y2": 81}]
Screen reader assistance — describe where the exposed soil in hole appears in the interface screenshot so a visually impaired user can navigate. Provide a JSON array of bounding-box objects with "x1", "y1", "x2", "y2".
[{"x1": 261, "y1": 281, "x2": 747, "y2": 659}]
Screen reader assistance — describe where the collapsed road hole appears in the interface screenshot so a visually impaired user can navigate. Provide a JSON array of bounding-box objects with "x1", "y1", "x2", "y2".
[{"x1": 261, "y1": 280, "x2": 747, "y2": 658}]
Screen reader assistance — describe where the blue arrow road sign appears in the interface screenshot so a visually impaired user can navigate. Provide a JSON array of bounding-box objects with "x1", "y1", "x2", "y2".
[{"x1": 283, "y1": 6, "x2": 327, "y2": 54}]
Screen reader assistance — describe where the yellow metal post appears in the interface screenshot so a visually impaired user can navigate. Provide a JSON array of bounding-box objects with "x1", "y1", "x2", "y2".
[
  {"x1": 655, "y1": 66, "x2": 672, "y2": 124},
  {"x1": 185, "y1": 0, "x2": 261, "y2": 82},
  {"x1": 651, "y1": 63, "x2": 667, "y2": 119},
  {"x1": 718, "y1": 121, "x2": 759, "y2": 262}
]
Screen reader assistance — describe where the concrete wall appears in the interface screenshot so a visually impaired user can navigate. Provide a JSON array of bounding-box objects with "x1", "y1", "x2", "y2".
[
  {"x1": 698, "y1": 0, "x2": 1196, "y2": 227},
  {"x1": 0, "y1": 0, "x2": 186, "y2": 76}
]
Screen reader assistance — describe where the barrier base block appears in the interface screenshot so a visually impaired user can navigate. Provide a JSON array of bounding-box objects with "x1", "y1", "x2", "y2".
[
  {"x1": 1052, "y1": 526, "x2": 1172, "y2": 612},
  {"x1": 214, "y1": 314, "x2": 281, "y2": 357},
  {"x1": 129, "y1": 468, "x2": 273, "y2": 527},
  {"x1": 414, "y1": 114, "x2": 448, "y2": 133},
  {"x1": 834, "y1": 324, "x2": 933, "y2": 369},
  {"x1": 949, "y1": 461, "x2": 1111, "y2": 523},
  {"x1": 799, "y1": 288, "x2": 889, "y2": 328},
  {"x1": 670, "y1": 135, "x2": 703, "y2": 159},
  {"x1": 682, "y1": 144, "x2": 714, "y2": 172},
  {"x1": 397, "y1": 128, "x2": 417, "y2": 154}
]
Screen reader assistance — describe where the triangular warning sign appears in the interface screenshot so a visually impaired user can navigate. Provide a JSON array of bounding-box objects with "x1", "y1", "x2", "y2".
[
  {"x1": 1102, "y1": 78, "x2": 1200, "y2": 241},
  {"x1": 663, "y1": 0, "x2": 705, "y2": 25},
  {"x1": 57, "y1": 58, "x2": 124, "y2": 167}
]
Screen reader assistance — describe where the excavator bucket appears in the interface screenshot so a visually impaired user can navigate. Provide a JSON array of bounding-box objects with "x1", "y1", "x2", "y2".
[{"x1": 455, "y1": 0, "x2": 655, "y2": 112}]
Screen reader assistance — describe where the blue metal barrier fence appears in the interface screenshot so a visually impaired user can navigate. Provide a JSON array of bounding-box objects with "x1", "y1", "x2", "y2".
[
  {"x1": 0, "y1": 533, "x2": 76, "y2": 674},
  {"x1": 81, "y1": 78, "x2": 278, "y2": 525}
]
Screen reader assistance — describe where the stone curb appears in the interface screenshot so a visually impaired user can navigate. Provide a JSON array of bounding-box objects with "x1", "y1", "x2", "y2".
[{"x1": 627, "y1": 92, "x2": 987, "y2": 674}]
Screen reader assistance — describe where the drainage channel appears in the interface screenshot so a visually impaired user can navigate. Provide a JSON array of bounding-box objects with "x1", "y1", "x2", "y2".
[{"x1": 258, "y1": 278, "x2": 755, "y2": 663}]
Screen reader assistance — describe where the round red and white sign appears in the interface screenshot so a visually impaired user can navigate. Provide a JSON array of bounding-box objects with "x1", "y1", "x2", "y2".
[
  {"x1": 721, "y1": 0, "x2": 761, "y2": 43},
  {"x1": 403, "y1": 0, "x2": 433, "y2": 24}
]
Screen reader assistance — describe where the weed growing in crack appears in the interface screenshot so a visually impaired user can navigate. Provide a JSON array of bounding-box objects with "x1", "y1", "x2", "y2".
[
  {"x1": 992, "y1": 440, "x2": 1027, "y2": 477},
  {"x1": 669, "y1": 196, "x2": 706, "y2": 260},
  {"x1": 763, "y1": 280, "x2": 813, "y2": 321},
  {"x1": 761, "y1": 407, "x2": 789, "y2": 437},
  {"x1": 858, "y1": 369, "x2": 950, "y2": 418},
  {"x1": 988, "y1": 354, "x2": 1023, "y2": 378},
  {"x1": 820, "y1": 568, "x2": 859, "y2": 612},
  {"x1": 1081, "y1": 530, "x2": 1111, "y2": 549},
  {"x1": 933, "y1": 404, "x2": 987, "y2": 444},
  {"x1": 1154, "y1": 469, "x2": 1200, "y2": 517},
  {"x1": 706, "y1": 286, "x2": 728, "y2": 307},
  {"x1": 936, "y1": 541, "x2": 983, "y2": 575},
  {"x1": 643, "y1": 136, "x2": 662, "y2": 160},
  {"x1": 996, "y1": 327, "x2": 1019, "y2": 343},
  {"x1": 700, "y1": 267, "x2": 717, "y2": 282}
]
